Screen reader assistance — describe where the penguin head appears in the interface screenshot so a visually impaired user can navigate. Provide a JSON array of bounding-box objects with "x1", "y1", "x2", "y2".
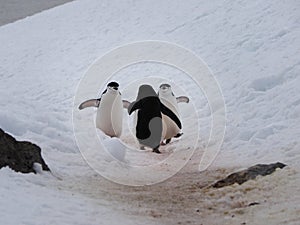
[
  {"x1": 158, "y1": 83, "x2": 172, "y2": 95},
  {"x1": 136, "y1": 84, "x2": 157, "y2": 100},
  {"x1": 107, "y1": 81, "x2": 119, "y2": 92}
]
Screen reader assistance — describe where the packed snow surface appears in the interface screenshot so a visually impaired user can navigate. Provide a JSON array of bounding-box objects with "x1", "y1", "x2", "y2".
[{"x1": 0, "y1": 0, "x2": 299, "y2": 224}]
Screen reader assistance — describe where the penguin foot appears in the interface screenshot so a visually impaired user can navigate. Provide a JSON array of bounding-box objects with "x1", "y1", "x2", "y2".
[
  {"x1": 152, "y1": 147, "x2": 161, "y2": 154},
  {"x1": 161, "y1": 138, "x2": 172, "y2": 145},
  {"x1": 165, "y1": 138, "x2": 172, "y2": 144},
  {"x1": 174, "y1": 133, "x2": 183, "y2": 138}
]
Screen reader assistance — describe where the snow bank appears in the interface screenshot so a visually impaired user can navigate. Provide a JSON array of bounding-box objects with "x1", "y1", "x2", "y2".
[{"x1": 0, "y1": 0, "x2": 299, "y2": 224}]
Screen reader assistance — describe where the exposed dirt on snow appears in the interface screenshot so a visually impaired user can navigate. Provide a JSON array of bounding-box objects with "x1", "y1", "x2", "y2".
[{"x1": 51, "y1": 149, "x2": 299, "y2": 225}]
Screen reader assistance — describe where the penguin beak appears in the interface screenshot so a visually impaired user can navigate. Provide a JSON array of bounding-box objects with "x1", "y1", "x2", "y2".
[{"x1": 108, "y1": 86, "x2": 118, "y2": 91}]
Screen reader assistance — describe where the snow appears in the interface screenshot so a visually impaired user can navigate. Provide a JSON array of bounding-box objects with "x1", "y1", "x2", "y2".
[
  {"x1": 0, "y1": 0, "x2": 299, "y2": 224},
  {"x1": 0, "y1": 167, "x2": 145, "y2": 225}
]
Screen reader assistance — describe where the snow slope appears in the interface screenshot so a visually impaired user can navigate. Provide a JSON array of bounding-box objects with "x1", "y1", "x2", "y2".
[{"x1": 0, "y1": 0, "x2": 299, "y2": 224}]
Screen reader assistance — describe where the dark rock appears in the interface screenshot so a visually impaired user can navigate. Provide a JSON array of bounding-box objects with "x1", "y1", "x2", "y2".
[
  {"x1": 212, "y1": 162, "x2": 286, "y2": 188},
  {"x1": 248, "y1": 202, "x2": 260, "y2": 207},
  {"x1": 0, "y1": 128, "x2": 50, "y2": 173}
]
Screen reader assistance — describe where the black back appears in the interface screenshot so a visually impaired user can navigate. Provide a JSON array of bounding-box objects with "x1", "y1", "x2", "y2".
[{"x1": 128, "y1": 85, "x2": 181, "y2": 149}]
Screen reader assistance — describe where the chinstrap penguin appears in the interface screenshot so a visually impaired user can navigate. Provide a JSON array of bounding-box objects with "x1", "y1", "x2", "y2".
[
  {"x1": 79, "y1": 81, "x2": 130, "y2": 138},
  {"x1": 128, "y1": 84, "x2": 181, "y2": 153},
  {"x1": 158, "y1": 83, "x2": 189, "y2": 144}
]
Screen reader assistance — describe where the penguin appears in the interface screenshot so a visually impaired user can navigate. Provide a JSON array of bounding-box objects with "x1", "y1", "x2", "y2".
[
  {"x1": 158, "y1": 83, "x2": 189, "y2": 144},
  {"x1": 78, "y1": 81, "x2": 130, "y2": 138},
  {"x1": 128, "y1": 84, "x2": 181, "y2": 153}
]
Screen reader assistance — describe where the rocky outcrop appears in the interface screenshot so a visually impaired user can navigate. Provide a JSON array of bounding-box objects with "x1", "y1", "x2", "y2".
[
  {"x1": 0, "y1": 128, "x2": 50, "y2": 173},
  {"x1": 212, "y1": 162, "x2": 286, "y2": 188}
]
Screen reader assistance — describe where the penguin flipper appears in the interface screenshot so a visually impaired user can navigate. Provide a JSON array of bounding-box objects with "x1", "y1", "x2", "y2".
[
  {"x1": 160, "y1": 103, "x2": 182, "y2": 129},
  {"x1": 122, "y1": 100, "x2": 131, "y2": 109},
  {"x1": 78, "y1": 99, "x2": 100, "y2": 110},
  {"x1": 176, "y1": 96, "x2": 189, "y2": 103},
  {"x1": 128, "y1": 100, "x2": 142, "y2": 115}
]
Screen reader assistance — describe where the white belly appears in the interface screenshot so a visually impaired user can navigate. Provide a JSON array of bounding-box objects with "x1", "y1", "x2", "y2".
[
  {"x1": 162, "y1": 114, "x2": 181, "y2": 140},
  {"x1": 96, "y1": 93, "x2": 123, "y2": 137},
  {"x1": 160, "y1": 97, "x2": 181, "y2": 140}
]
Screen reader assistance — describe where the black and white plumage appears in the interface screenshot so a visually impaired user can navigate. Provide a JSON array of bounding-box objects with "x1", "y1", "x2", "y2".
[
  {"x1": 128, "y1": 84, "x2": 181, "y2": 153},
  {"x1": 79, "y1": 82, "x2": 129, "y2": 138},
  {"x1": 158, "y1": 83, "x2": 189, "y2": 144}
]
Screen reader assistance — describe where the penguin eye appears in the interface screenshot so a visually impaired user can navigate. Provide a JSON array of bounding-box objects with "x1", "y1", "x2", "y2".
[
  {"x1": 160, "y1": 84, "x2": 171, "y2": 90},
  {"x1": 160, "y1": 83, "x2": 171, "y2": 89}
]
